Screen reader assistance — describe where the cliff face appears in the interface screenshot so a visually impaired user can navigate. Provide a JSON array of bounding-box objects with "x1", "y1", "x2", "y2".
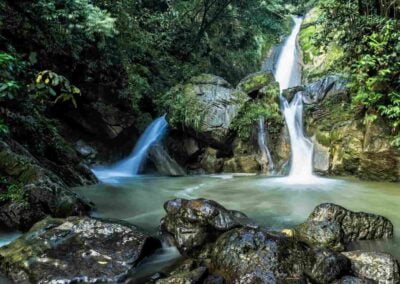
[{"x1": 295, "y1": 7, "x2": 400, "y2": 182}]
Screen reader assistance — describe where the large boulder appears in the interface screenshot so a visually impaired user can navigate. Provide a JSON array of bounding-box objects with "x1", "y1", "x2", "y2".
[
  {"x1": 236, "y1": 71, "x2": 278, "y2": 97},
  {"x1": 342, "y1": 251, "x2": 400, "y2": 283},
  {"x1": 298, "y1": 203, "x2": 393, "y2": 249},
  {"x1": 207, "y1": 227, "x2": 311, "y2": 283},
  {"x1": 0, "y1": 140, "x2": 92, "y2": 231},
  {"x1": 160, "y1": 198, "x2": 250, "y2": 256},
  {"x1": 0, "y1": 217, "x2": 161, "y2": 283},
  {"x1": 167, "y1": 74, "x2": 248, "y2": 147}
]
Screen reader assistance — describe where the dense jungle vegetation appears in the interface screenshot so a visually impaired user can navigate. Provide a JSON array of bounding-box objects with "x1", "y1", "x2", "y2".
[
  {"x1": 305, "y1": 0, "x2": 400, "y2": 146},
  {"x1": 0, "y1": 0, "x2": 399, "y2": 156}
]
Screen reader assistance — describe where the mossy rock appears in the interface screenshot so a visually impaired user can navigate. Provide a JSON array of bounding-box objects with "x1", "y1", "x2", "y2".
[{"x1": 236, "y1": 71, "x2": 278, "y2": 96}]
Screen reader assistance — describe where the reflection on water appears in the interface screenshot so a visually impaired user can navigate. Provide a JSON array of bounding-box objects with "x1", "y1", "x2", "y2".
[{"x1": 73, "y1": 175, "x2": 400, "y2": 259}]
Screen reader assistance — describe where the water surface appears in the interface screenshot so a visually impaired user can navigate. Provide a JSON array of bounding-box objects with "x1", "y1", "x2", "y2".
[{"x1": 74, "y1": 175, "x2": 400, "y2": 259}]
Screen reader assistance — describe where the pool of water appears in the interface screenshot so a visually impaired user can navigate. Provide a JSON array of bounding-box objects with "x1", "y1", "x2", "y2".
[{"x1": 74, "y1": 175, "x2": 400, "y2": 259}]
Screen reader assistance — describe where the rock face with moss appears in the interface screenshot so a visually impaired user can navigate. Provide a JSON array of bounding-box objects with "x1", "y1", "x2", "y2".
[
  {"x1": 164, "y1": 74, "x2": 248, "y2": 148},
  {"x1": 165, "y1": 72, "x2": 287, "y2": 174},
  {"x1": 300, "y1": 75, "x2": 400, "y2": 181},
  {"x1": 299, "y1": 7, "x2": 344, "y2": 83},
  {"x1": 0, "y1": 140, "x2": 93, "y2": 231},
  {"x1": 0, "y1": 216, "x2": 161, "y2": 283}
]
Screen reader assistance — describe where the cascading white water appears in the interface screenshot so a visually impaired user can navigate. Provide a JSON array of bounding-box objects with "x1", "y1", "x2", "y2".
[
  {"x1": 280, "y1": 94, "x2": 314, "y2": 177},
  {"x1": 257, "y1": 116, "x2": 274, "y2": 173},
  {"x1": 92, "y1": 115, "x2": 168, "y2": 182},
  {"x1": 273, "y1": 16, "x2": 316, "y2": 182},
  {"x1": 274, "y1": 16, "x2": 303, "y2": 91}
]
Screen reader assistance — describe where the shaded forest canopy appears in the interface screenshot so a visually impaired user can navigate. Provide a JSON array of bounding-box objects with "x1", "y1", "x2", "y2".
[{"x1": 0, "y1": 0, "x2": 399, "y2": 144}]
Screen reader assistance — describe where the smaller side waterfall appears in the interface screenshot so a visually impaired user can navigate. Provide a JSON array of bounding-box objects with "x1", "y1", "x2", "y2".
[
  {"x1": 281, "y1": 93, "x2": 314, "y2": 178},
  {"x1": 92, "y1": 115, "x2": 168, "y2": 181},
  {"x1": 257, "y1": 116, "x2": 274, "y2": 173}
]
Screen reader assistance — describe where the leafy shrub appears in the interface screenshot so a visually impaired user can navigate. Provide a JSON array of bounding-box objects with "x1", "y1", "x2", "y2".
[
  {"x1": 31, "y1": 70, "x2": 81, "y2": 107},
  {"x1": 232, "y1": 98, "x2": 283, "y2": 139}
]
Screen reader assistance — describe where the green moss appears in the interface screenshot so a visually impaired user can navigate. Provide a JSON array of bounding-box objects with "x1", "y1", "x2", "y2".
[
  {"x1": 237, "y1": 72, "x2": 276, "y2": 94},
  {"x1": 232, "y1": 98, "x2": 283, "y2": 140},
  {"x1": 0, "y1": 177, "x2": 26, "y2": 203},
  {"x1": 299, "y1": 7, "x2": 344, "y2": 82}
]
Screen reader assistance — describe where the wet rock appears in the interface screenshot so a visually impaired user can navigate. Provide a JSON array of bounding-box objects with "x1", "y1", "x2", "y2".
[
  {"x1": 202, "y1": 275, "x2": 225, "y2": 284},
  {"x1": 161, "y1": 198, "x2": 249, "y2": 256},
  {"x1": 148, "y1": 144, "x2": 186, "y2": 176},
  {"x1": 305, "y1": 248, "x2": 350, "y2": 283},
  {"x1": 294, "y1": 220, "x2": 345, "y2": 251},
  {"x1": 334, "y1": 276, "x2": 375, "y2": 284},
  {"x1": 0, "y1": 216, "x2": 161, "y2": 283},
  {"x1": 307, "y1": 203, "x2": 393, "y2": 243},
  {"x1": 200, "y1": 148, "x2": 224, "y2": 173},
  {"x1": 156, "y1": 260, "x2": 208, "y2": 284},
  {"x1": 312, "y1": 136, "x2": 331, "y2": 174},
  {"x1": 0, "y1": 141, "x2": 92, "y2": 231},
  {"x1": 156, "y1": 267, "x2": 207, "y2": 284},
  {"x1": 342, "y1": 251, "x2": 400, "y2": 283},
  {"x1": 222, "y1": 155, "x2": 260, "y2": 173},
  {"x1": 282, "y1": 86, "x2": 305, "y2": 102},
  {"x1": 207, "y1": 227, "x2": 311, "y2": 283},
  {"x1": 184, "y1": 138, "x2": 200, "y2": 157},
  {"x1": 75, "y1": 139, "x2": 97, "y2": 160},
  {"x1": 302, "y1": 75, "x2": 348, "y2": 104}
]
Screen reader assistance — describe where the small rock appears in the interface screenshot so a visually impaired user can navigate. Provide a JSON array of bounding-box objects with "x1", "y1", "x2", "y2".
[
  {"x1": 156, "y1": 266, "x2": 207, "y2": 284},
  {"x1": 306, "y1": 248, "x2": 350, "y2": 283},
  {"x1": 334, "y1": 276, "x2": 375, "y2": 284},
  {"x1": 75, "y1": 140, "x2": 97, "y2": 158},
  {"x1": 342, "y1": 251, "x2": 400, "y2": 283},
  {"x1": 295, "y1": 220, "x2": 344, "y2": 251}
]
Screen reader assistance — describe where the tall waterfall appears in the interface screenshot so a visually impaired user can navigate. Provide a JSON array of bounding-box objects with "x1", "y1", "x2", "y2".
[
  {"x1": 274, "y1": 16, "x2": 316, "y2": 181},
  {"x1": 257, "y1": 116, "x2": 274, "y2": 173},
  {"x1": 92, "y1": 115, "x2": 168, "y2": 182}
]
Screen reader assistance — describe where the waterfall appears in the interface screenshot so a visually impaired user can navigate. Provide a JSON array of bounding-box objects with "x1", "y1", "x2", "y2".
[
  {"x1": 274, "y1": 16, "x2": 303, "y2": 91},
  {"x1": 257, "y1": 116, "x2": 274, "y2": 173},
  {"x1": 273, "y1": 16, "x2": 316, "y2": 181},
  {"x1": 92, "y1": 115, "x2": 168, "y2": 182},
  {"x1": 280, "y1": 94, "x2": 314, "y2": 177}
]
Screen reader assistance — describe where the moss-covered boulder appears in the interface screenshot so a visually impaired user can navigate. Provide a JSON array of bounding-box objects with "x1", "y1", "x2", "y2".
[
  {"x1": 0, "y1": 216, "x2": 161, "y2": 283},
  {"x1": 0, "y1": 141, "x2": 92, "y2": 231},
  {"x1": 163, "y1": 74, "x2": 248, "y2": 147},
  {"x1": 236, "y1": 71, "x2": 278, "y2": 96}
]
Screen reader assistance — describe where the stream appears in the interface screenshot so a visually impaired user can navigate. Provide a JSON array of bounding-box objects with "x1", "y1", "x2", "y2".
[{"x1": 74, "y1": 175, "x2": 400, "y2": 260}]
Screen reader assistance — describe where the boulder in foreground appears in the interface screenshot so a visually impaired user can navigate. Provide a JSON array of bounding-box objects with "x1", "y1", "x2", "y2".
[
  {"x1": 342, "y1": 251, "x2": 400, "y2": 283},
  {"x1": 0, "y1": 216, "x2": 161, "y2": 283},
  {"x1": 161, "y1": 198, "x2": 250, "y2": 256},
  {"x1": 295, "y1": 203, "x2": 393, "y2": 251}
]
